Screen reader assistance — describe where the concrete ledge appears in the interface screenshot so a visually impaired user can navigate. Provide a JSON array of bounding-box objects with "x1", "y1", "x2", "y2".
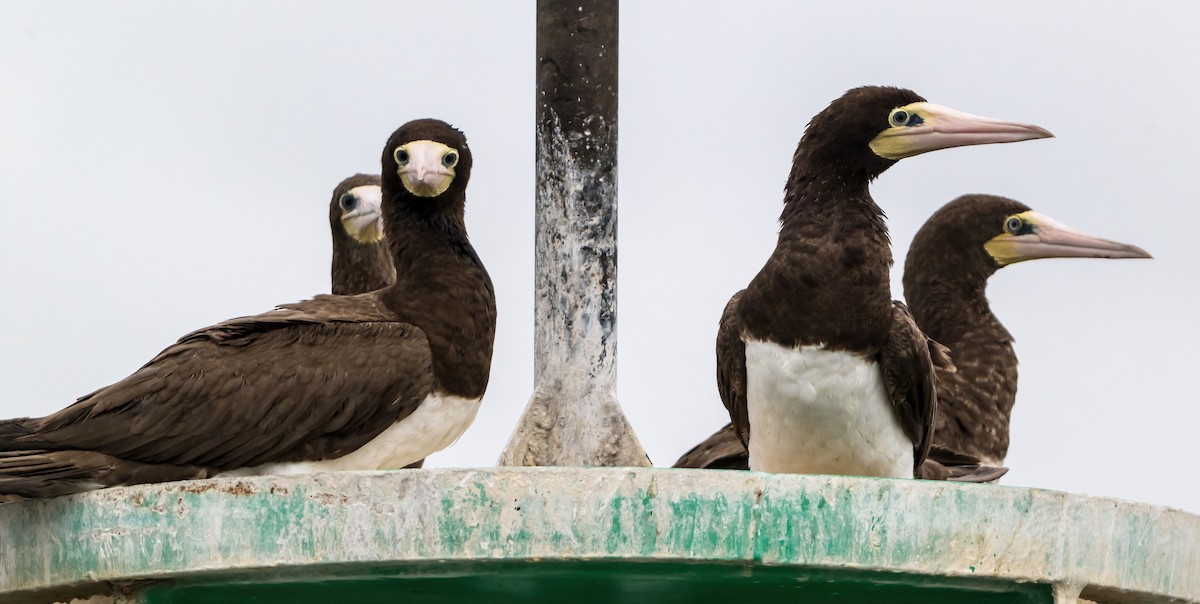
[{"x1": 0, "y1": 468, "x2": 1196, "y2": 603}]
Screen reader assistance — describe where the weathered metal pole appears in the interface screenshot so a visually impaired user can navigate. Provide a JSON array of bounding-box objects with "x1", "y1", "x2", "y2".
[{"x1": 499, "y1": 0, "x2": 648, "y2": 467}]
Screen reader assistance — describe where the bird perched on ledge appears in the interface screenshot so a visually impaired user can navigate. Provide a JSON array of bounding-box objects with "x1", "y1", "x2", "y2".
[
  {"x1": 715, "y1": 86, "x2": 1051, "y2": 480},
  {"x1": 905, "y1": 194, "x2": 1151, "y2": 464},
  {"x1": 0, "y1": 119, "x2": 495, "y2": 498},
  {"x1": 675, "y1": 194, "x2": 1149, "y2": 471},
  {"x1": 0, "y1": 173, "x2": 407, "y2": 504}
]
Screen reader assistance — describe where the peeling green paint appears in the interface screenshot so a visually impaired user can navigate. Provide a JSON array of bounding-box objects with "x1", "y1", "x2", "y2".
[
  {"x1": 605, "y1": 494, "x2": 625, "y2": 553},
  {"x1": 0, "y1": 469, "x2": 1196, "y2": 604}
]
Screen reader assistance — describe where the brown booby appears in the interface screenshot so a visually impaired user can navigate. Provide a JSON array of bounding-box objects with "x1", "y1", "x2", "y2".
[
  {"x1": 0, "y1": 119, "x2": 495, "y2": 498},
  {"x1": 905, "y1": 194, "x2": 1151, "y2": 464},
  {"x1": 329, "y1": 173, "x2": 395, "y2": 296},
  {"x1": 675, "y1": 194, "x2": 1149, "y2": 471},
  {"x1": 0, "y1": 174, "x2": 398, "y2": 504},
  {"x1": 716, "y1": 86, "x2": 1050, "y2": 480}
]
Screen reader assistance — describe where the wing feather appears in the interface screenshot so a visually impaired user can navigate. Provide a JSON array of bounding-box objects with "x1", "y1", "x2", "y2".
[
  {"x1": 715, "y1": 290, "x2": 751, "y2": 448},
  {"x1": 878, "y1": 301, "x2": 938, "y2": 472},
  {"x1": 7, "y1": 294, "x2": 433, "y2": 472}
]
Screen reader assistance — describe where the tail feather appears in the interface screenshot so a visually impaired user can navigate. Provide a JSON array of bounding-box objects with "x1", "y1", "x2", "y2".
[
  {"x1": 672, "y1": 423, "x2": 750, "y2": 470},
  {"x1": 918, "y1": 445, "x2": 1008, "y2": 483},
  {"x1": 925, "y1": 443, "x2": 981, "y2": 466},
  {"x1": 945, "y1": 465, "x2": 1009, "y2": 483},
  {"x1": 0, "y1": 450, "x2": 211, "y2": 498},
  {"x1": 0, "y1": 418, "x2": 62, "y2": 453}
]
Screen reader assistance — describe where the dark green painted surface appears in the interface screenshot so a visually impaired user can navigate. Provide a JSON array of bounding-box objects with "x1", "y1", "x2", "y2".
[{"x1": 143, "y1": 560, "x2": 1052, "y2": 604}]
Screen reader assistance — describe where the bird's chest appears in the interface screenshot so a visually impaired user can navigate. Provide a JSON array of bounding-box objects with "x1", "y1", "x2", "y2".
[
  {"x1": 743, "y1": 339, "x2": 913, "y2": 478},
  {"x1": 326, "y1": 392, "x2": 483, "y2": 470}
]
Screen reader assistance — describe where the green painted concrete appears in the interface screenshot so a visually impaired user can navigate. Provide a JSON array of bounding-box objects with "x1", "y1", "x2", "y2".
[{"x1": 0, "y1": 468, "x2": 1195, "y2": 603}]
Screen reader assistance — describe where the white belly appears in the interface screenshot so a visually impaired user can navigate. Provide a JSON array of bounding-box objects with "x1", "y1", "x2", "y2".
[
  {"x1": 218, "y1": 393, "x2": 482, "y2": 477},
  {"x1": 744, "y1": 339, "x2": 913, "y2": 478}
]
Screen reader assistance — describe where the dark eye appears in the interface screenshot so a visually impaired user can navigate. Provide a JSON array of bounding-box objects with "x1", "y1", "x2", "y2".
[
  {"x1": 442, "y1": 151, "x2": 458, "y2": 168},
  {"x1": 394, "y1": 148, "x2": 409, "y2": 165},
  {"x1": 1005, "y1": 216, "x2": 1023, "y2": 234},
  {"x1": 339, "y1": 192, "x2": 357, "y2": 212},
  {"x1": 890, "y1": 109, "x2": 909, "y2": 127}
]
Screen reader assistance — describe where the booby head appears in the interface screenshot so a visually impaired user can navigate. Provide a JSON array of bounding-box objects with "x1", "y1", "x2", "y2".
[
  {"x1": 795, "y1": 86, "x2": 1053, "y2": 180},
  {"x1": 382, "y1": 119, "x2": 471, "y2": 203},
  {"x1": 982, "y1": 203, "x2": 1153, "y2": 267},
  {"x1": 909, "y1": 194, "x2": 1152, "y2": 275},
  {"x1": 329, "y1": 173, "x2": 384, "y2": 244}
]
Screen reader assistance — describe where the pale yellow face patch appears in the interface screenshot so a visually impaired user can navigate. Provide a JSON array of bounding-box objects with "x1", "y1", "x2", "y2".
[
  {"x1": 983, "y1": 210, "x2": 1037, "y2": 266},
  {"x1": 983, "y1": 210, "x2": 1151, "y2": 266},
  {"x1": 340, "y1": 184, "x2": 385, "y2": 244},
  {"x1": 868, "y1": 102, "x2": 934, "y2": 160},
  {"x1": 394, "y1": 140, "x2": 460, "y2": 197},
  {"x1": 869, "y1": 102, "x2": 1053, "y2": 160}
]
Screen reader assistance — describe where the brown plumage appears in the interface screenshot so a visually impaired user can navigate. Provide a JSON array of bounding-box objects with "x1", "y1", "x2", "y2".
[
  {"x1": 672, "y1": 423, "x2": 750, "y2": 471},
  {"x1": 711, "y1": 86, "x2": 1049, "y2": 480},
  {"x1": 904, "y1": 196, "x2": 1028, "y2": 466},
  {"x1": 330, "y1": 173, "x2": 395, "y2": 296},
  {"x1": 329, "y1": 173, "x2": 425, "y2": 470},
  {"x1": 678, "y1": 193, "x2": 1144, "y2": 476},
  {"x1": 904, "y1": 194, "x2": 1149, "y2": 464},
  {"x1": 0, "y1": 119, "x2": 494, "y2": 498}
]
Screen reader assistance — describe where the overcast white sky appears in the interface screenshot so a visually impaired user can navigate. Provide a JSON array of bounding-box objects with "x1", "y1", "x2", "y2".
[{"x1": 2, "y1": 2, "x2": 1197, "y2": 515}]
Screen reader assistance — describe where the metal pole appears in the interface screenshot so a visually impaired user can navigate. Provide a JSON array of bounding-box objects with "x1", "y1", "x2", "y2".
[{"x1": 499, "y1": 0, "x2": 648, "y2": 467}]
